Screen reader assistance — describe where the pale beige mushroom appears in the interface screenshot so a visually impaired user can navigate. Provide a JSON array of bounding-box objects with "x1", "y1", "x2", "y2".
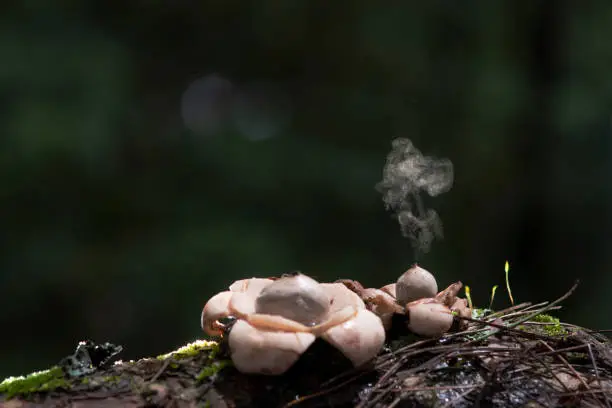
[
  {"x1": 337, "y1": 267, "x2": 471, "y2": 338},
  {"x1": 321, "y1": 303, "x2": 386, "y2": 366},
  {"x1": 402, "y1": 280, "x2": 471, "y2": 336},
  {"x1": 318, "y1": 282, "x2": 386, "y2": 365},
  {"x1": 255, "y1": 273, "x2": 330, "y2": 326},
  {"x1": 434, "y1": 281, "x2": 463, "y2": 307},
  {"x1": 334, "y1": 279, "x2": 401, "y2": 330},
  {"x1": 380, "y1": 283, "x2": 396, "y2": 298},
  {"x1": 357, "y1": 288, "x2": 402, "y2": 330},
  {"x1": 450, "y1": 297, "x2": 472, "y2": 330},
  {"x1": 228, "y1": 320, "x2": 316, "y2": 375},
  {"x1": 201, "y1": 277, "x2": 274, "y2": 336},
  {"x1": 201, "y1": 274, "x2": 386, "y2": 375},
  {"x1": 396, "y1": 264, "x2": 438, "y2": 304},
  {"x1": 405, "y1": 299, "x2": 454, "y2": 337}
]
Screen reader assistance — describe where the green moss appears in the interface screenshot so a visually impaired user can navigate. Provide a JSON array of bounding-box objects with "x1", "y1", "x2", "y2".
[
  {"x1": 531, "y1": 313, "x2": 559, "y2": 324},
  {"x1": 472, "y1": 308, "x2": 491, "y2": 319},
  {"x1": 196, "y1": 360, "x2": 231, "y2": 382},
  {"x1": 101, "y1": 376, "x2": 121, "y2": 384},
  {"x1": 1, "y1": 340, "x2": 225, "y2": 399},
  {"x1": 0, "y1": 366, "x2": 70, "y2": 398},
  {"x1": 157, "y1": 340, "x2": 219, "y2": 360},
  {"x1": 528, "y1": 314, "x2": 567, "y2": 336}
]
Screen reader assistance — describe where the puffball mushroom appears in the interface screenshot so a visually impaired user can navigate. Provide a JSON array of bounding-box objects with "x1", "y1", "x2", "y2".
[
  {"x1": 404, "y1": 281, "x2": 472, "y2": 336},
  {"x1": 405, "y1": 299, "x2": 454, "y2": 337},
  {"x1": 395, "y1": 264, "x2": 438, "y2": 304},
  {"x1": 201, "y1": 273, "x2": 386, "y2": 375},
  {"x1": 337, "y1": 266, "x2": 472, "y2": 338},
  {"x1": 403, "y1": 280, "x2": 472, "y2": 336}
]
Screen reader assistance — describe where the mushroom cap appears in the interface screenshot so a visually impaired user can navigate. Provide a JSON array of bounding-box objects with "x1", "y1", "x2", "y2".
[
  {"x1": 255, "y1": 274, "x2": 330, "y2": 326},
  {"x1": 396, "y1": 265, "x2": 438, "y2": 305},
  {"x1": 406, "y1": 300, "x2": 453, "y2": 337}
]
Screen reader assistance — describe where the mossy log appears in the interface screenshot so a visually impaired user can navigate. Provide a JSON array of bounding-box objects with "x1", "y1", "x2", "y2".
[
  {"x1": 1, "y1": 311, "x2": 612, "y2": 408},
  {"x1": 0, "y1": 339, "x2": 366, "y2": 408}
]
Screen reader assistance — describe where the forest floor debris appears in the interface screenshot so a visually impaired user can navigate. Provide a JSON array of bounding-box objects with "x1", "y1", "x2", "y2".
[{"x1": 1, "y1": 284, "x2": 611, "y2": 408}]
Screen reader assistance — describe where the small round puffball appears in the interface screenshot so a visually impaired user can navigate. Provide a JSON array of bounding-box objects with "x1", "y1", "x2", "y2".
[
  {"x1": 406, "y1": 301, "x2": 453, "y2": 337},
  {"x1": 396, "y1": 265, "x2": 438, "y2": 305}
]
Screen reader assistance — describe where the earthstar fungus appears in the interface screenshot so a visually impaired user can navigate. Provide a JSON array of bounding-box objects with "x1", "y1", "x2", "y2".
[
  {"x1": 201, "y1": 273, "x2": 386, "y2": 375},
  {"x1": 339, "y1": 265, "x2": 472, "y2": 337}
]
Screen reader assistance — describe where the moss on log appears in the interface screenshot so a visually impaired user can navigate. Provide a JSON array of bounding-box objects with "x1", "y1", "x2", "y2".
[{"x1": 1, "y1": 310, "x2": 611, "y2": 408}]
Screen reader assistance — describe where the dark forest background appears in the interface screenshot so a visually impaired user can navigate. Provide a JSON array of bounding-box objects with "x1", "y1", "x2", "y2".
[{"x1": 1, "y1": 1, "x2": 612, "y2": 377}]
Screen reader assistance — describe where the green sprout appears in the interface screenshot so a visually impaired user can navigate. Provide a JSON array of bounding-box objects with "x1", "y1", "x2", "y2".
[
  {"x1": 464, "y1": 285, "x2": 473, "y2": 310},
  {"x1": 489, "y1": 285, "x2": 498, "y2": 310},
  {"x1": 505, "y1": 260, "x2": 514, "y2": 306}
]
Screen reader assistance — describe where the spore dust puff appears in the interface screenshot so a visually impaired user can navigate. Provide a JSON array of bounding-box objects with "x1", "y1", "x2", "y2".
[{"x1": 376, "y1": 138, "x2": 454, "y2": 254}]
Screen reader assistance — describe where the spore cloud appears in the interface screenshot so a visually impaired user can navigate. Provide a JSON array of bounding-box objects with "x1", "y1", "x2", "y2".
[{"x1": 377, "y1": 138, "x2": 454, "y2": 255}]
